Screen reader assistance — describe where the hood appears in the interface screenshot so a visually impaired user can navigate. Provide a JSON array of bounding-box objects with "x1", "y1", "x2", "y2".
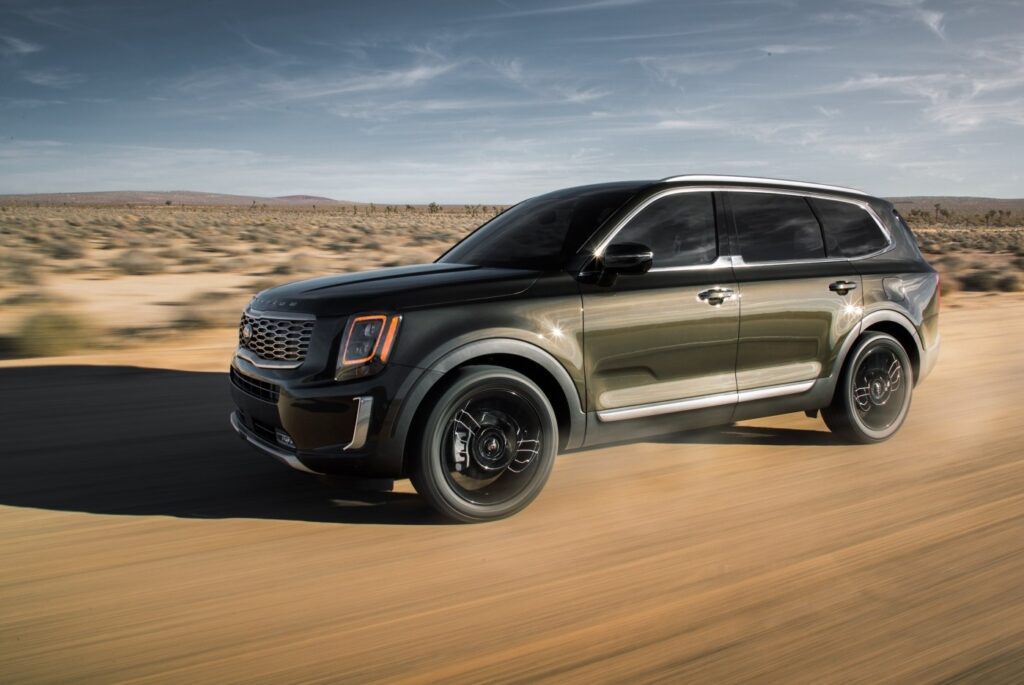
[{"x1": 248, "y1": 262, "x2": 539, "y2": 316}]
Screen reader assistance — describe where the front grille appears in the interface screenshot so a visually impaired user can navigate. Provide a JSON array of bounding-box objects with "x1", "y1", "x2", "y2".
[
  {"x1": 230, "y1": 367, "x2": 280, "y2": 403},
  {"x1": 239, "y1": 312, "x2": 315, "y2": 364}
]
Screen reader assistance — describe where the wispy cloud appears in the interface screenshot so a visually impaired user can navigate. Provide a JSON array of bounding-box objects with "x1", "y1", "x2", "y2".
[
  {"x1": 916, "y1": 9, "x2": 945, "y2": 39},
  {"x1": 490, "y1": 0, "x2": 660, "y2": 18},
  {"x1": 260, "y1": 62, "x2": 458, "y2": 100},
  {"x1": 762, "y1": 44, "x2": 827, "y2": 55},
  {"x1": 21, "y1": 68, "x2": 83, "y2": 88},
  {"x1": 1, "y1": 35, "x2": 42, "y2": 56}
]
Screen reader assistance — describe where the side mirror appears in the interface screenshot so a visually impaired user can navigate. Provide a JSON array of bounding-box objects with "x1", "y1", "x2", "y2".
[{"x1": 601, "y1": 242, "x2": 653, "y2": 275}]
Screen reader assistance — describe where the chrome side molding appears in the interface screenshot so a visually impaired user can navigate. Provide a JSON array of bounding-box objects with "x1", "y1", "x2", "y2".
[{"x1": 596, "y1": 380, "x2": 815, "y2": 423}]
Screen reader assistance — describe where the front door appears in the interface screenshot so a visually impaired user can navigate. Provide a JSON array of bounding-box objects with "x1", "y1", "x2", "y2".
[{"x1": 581, "y1": 190, "x2": 739, "y2": 433}]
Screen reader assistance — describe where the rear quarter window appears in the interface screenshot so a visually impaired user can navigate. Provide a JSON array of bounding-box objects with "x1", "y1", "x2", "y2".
[
  {"x1": 729, "y1": 192, "x2": 825, "y2": 262},
  {"x1": 809, "y1": 198, "x2": 889, "y2": 258}
]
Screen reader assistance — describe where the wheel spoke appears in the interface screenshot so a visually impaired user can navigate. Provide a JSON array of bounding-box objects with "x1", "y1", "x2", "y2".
[
  {"x1": 441, "y1": 389, "x2": 544, "y2": 504},
  {"x1": 851, "y1": 345, "x2": 908, "y2": 432}
]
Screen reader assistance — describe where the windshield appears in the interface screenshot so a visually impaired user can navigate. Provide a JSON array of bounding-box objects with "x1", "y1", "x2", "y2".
[{"x1": 438, "y1": 183, "x2": 644, "y2": 270}]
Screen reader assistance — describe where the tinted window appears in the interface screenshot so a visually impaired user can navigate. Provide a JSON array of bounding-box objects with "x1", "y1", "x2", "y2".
[
  {"x1": 611, "y1": 192, "x2": 716, "y2": 268},
  {"x1": 730, "y1": 192, "x2": 825, "y2": 262},
  {"x1": 810, "y1": 198, "x2": 889, "y2": 257},
  {"x1": 439, "y1": 185, "x2": 640, "y2": 270}
]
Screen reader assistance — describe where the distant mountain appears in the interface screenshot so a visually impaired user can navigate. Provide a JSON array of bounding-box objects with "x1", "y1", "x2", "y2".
[{"x1": 0, "y1": 190, "x2": 352, "y2": 206}]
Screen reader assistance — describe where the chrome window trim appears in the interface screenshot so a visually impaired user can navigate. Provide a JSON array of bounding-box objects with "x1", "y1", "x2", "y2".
[
  {"x1": 650, "y1": 255, "x2": 733, "y2": 273},
  {"x1": 659, "y1": 174, "x2": 868, "y2": 197},
  {"x1": 596, "y1": 379, "x2": 815, "y2": 422},
  {"x1": 591, "y1": 185, "x2": 893, "y2": 265},
  {"x1": 245, "y1": 308, "x2": 316, "y2": 321},
  {"x1": 344, "y1": 396, "x2": 373, "y2": 451},
  {"x1": 235, "y1": 346, "x2": 303, "y2": 370}
]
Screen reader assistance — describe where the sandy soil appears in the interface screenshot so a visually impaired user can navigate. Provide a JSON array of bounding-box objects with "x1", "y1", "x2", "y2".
[{"x1": 1, "y1": 295, "x2": 1023, "y2": 683}]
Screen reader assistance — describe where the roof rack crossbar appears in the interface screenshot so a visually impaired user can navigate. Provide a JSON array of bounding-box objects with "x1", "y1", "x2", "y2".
[{"x1": 658, "y1": 174, "x2": 868, "y2": 196}]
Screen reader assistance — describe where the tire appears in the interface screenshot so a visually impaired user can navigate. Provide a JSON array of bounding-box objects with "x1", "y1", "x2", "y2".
[
  {"x1": 410, "y1": 365, "x2": 558, "y2": 522},
  {"x1": 822, "y1": 332, "x2": 914, "y2": 444}
]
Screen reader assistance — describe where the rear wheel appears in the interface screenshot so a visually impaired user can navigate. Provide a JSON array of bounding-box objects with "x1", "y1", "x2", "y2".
[
  {"x1": 411, "y1": 365, "x2": 557, "y2": 522},
  {"x1": 822, "y1": 332, "x2": 913, "y2": 444}
]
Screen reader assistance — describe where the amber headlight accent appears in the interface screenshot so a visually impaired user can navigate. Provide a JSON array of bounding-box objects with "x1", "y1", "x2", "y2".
[{"x1": 336, "y1": 313, "x2": 402, "y2": 380}]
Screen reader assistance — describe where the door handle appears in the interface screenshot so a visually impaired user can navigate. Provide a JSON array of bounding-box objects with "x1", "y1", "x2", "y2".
[
  {"x1": 698, "y1": 288, "x2": 735, "y2": 306},
  {"x1": 829, "y1": 280, "x2": 858, "y2": 295}
]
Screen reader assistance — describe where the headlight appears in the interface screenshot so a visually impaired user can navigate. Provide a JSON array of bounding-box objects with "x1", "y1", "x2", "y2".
[{"x1": 335, "y1": 313, "x2": 401, "y2": 381}]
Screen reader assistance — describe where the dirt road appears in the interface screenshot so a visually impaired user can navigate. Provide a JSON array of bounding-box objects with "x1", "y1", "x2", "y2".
[{"x1": 2, "y1": 296, "x2": 1023, "y2": 683}]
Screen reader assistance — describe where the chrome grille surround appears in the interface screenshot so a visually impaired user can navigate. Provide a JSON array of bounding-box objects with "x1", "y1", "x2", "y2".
[{"x1": 238, "y1": 309, "x2": 315, "y2": 367}]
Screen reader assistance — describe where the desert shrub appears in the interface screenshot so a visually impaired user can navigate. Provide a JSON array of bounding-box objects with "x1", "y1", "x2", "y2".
[
  {"x1": 172, "y1": 309, "x2": 217, "y2": 329},
  {"x1": 8, "y1": 312, "x2": 94, "y2": 358},
  {"x1": 1, "y1": 250, "x2": 40, "y2": 285},
  {"x1": 111, "y1": 249, "x2": 164, "y2": 275},
  {"x1": 271, "y1": 252, "x2": 317, "y2": 275},
  {"x1": 46, "y1": 241, "x2": 84, "y2": 260},
  {"x1": 997, "y1": 273, "x2": 1021, "y2": 292},
  {"x1": 958, "y1": 270, "x2": 1001, "y2": 291},
  {"x1": 1013, "y1": 256, "x2": 1024, "y2": 271}
]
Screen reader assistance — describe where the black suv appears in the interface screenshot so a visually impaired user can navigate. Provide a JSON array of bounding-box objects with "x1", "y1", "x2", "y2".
[{"x1": 230, "y1": 175, "x2": 940, "y2": 521}]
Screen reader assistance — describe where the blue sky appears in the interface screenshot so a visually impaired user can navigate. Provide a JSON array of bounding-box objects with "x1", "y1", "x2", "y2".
[{"x1": 1, "y1": 0, "x2": 1022, "y2": 202}]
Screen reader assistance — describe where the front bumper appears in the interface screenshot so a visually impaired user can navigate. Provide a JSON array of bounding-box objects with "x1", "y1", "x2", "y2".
[
  {"x1": 229, "y1": 357, "x2": 406, "y2": 477},
  {"x1": 230, "y1": 410, "x2": 322, "y2": 474}
]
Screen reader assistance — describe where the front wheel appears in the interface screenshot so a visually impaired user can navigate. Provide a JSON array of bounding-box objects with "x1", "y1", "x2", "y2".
[
  {"x1": 822, "y1": 332, "x2": 914, "y2": 443},
  {"x1": 410, "y1": 365, "x2": 558, "y2": 522}
]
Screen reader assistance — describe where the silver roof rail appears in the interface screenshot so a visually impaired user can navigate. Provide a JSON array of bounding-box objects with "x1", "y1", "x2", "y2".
[{"x1": 658, "y1": 174, "x2": 868, "y2": 197}]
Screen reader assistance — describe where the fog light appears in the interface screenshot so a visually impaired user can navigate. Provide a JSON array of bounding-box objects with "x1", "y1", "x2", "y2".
[{"x1": 275, "y1": 429, "x2": 295, "y2": 449}]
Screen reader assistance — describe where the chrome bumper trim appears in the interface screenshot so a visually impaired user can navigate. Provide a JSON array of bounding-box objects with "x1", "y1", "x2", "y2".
[
  {"x1": 345, "y1": 396, "x2": 373, "y2": 451},
  {"x1": 230, "y1": 411, "x2": 323, "y2": 475}
]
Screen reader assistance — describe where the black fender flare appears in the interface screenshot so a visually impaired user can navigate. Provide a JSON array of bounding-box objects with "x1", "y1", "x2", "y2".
[
  {"x1": 378, "y1": 338, "x2": 586, "y2": 476},
  {"x1": 825, "y1": 309, "x2": 924, "y2": 394}
]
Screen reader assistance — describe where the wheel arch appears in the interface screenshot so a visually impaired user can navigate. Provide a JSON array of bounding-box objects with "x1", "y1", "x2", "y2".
[
  {"x1": 859, "y1": 311, "x2": 923, "y2": 384},
  {"x1": 382, "y1": 338, "x2": 586, "y2": 476}
]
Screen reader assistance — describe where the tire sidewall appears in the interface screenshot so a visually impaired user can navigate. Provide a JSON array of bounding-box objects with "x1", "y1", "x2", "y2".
[
  {"x1": 843, "y1": 332, "x2": 914, "y2": 442},
  {"x1": 418, "y1": 366, "x2": 557, "y2": 521}
]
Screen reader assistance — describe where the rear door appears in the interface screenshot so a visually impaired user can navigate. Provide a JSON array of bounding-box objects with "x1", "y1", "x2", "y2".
[
  {"x1": 581, "y1": 189, "x2": 738, "y2": 426},
  {"x1": 723, "y1": 190, "x2": 864, "y2": 398}
]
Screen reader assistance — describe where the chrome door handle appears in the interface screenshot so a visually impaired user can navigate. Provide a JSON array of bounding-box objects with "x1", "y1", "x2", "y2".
[
  {"x1": 829, "y1": 281, "x2": 858, "y2": 295},
  {"x1": 698, "y1": 288, "x2": 735, "y2": 306}
]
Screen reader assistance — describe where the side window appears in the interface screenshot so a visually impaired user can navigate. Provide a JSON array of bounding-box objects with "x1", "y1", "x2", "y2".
[
  {"x1": 809, "y1": 198, "x2": 889, "y2": 258},
  {"x1": 612, "y1": 192, "x2": 716, "y2": 268},
  {"x1": 729, "y1": 192, "x2": 825, "y2": 262}
]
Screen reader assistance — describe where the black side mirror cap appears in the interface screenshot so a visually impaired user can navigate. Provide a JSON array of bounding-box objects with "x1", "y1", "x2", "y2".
[{"x1": 601, "y1": 242, "x2": 654, "y2": 275}]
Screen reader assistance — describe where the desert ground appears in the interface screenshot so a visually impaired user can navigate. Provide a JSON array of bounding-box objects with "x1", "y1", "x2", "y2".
[{"x1": 1, "y1": 201, "x2": 1023, "y2": 682}]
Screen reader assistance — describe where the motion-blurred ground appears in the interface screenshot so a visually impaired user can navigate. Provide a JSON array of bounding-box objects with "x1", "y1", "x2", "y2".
[{"x1": 1, "y1": 289, "x2": 1022, "y2": 683}]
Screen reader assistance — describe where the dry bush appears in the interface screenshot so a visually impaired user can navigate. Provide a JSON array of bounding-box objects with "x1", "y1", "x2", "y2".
[
  {"x1": 5, "y1": 312, "x2": 95, "y2": 358},
  {"x1": 111, "y1": 249, "x2": 164, "y2": 275},
  {"x1": 998, "y1": 273, "x2": 1021, "y2": 292},
  {"x1": 1, "y1": 250, "x2": 40, "y2": 285},
  {"x1": 46, "y1": 241, "x2": 84, "y2": 260},
  {"x1": 958, "y1": 270, "x2": 998, "y2": 291}
]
